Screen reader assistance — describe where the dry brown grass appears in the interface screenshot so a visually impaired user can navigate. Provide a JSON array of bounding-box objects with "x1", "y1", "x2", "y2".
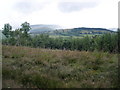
[{"x1": 2, "y1": 45, "x2": 118, "y2": 88}]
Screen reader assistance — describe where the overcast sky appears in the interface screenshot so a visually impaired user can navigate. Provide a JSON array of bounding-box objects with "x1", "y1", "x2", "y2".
[{"x1": 0, "y1": 0, "x2": 119, "y2": 29}]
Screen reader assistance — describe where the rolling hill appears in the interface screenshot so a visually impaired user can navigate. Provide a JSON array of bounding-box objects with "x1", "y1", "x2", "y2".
[
  {"x1": 50, "y1": 27, "x2": 115, "y2": 36},
  {"x1": 29, "y1": 24, "x2": 63, "y2": 34},
  {"x1": 29, "y1": 25, "x2": 116, "y2": 37}
]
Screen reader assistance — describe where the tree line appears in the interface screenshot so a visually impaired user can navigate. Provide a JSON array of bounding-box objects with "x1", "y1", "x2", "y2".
[{"x1": 2, "y1": 22, "x2": 118, "y2": 53}]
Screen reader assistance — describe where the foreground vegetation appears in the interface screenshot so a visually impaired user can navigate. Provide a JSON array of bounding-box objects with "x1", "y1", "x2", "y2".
[{"x1": 2, "y1": 45, "x2": 118, "y2": 88}]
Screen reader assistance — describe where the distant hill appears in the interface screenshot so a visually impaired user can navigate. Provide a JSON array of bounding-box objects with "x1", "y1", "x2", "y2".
[
  {"x1": 51, "y1": 27, "x2": 115, "y2": 36},
  {"x1": 29, "y1": 24, "x2": 63, "y2": 34},
  {"x1": 29, "y1": 25, "x2": 116, "y2": 37}
]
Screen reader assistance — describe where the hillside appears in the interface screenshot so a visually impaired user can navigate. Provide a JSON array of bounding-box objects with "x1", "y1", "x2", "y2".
[
  {"x1": 2, "y1": 46, "x2": 118, "y2": 88},
  {"x1": 29, "y1": 24, "x2": 63, "y2": 34},
  {"x1": 29, "y1": 25, "x2": 116, "y2": 37},
  {"x1": 50, "y1": 27, "x2": 115, "y2": 36}
]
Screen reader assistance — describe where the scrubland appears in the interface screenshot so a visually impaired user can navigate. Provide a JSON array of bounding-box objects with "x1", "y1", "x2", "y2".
[{"x1": 2, "y1": 45, "x2": 118, "y2": 88}]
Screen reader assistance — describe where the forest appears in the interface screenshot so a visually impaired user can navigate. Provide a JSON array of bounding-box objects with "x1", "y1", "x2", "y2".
[{"x1": 2, "y1": 22, "x2": 118, "y2": 53}]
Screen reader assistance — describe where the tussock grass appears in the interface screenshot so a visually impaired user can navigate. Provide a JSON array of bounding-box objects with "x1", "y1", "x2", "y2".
[{"x1": 2, "y1": 45, "x2": 118, "y2": 88}]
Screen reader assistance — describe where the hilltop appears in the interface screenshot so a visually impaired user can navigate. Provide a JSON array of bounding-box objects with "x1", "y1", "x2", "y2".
[{"x1": 29, "y1": 24, "x2": 63, "y2": 34}]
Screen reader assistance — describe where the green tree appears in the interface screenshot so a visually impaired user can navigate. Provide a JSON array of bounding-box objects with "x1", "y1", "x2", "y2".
[
  {"x1": 2, "y1": 23, "x2": 12, "y2": 38},
  {"x1": 20, "y1": 22, "x2": 31, "y2": 46},
  {"x1": 21, "y1": 22, "x2": 31, "y2": 37}
]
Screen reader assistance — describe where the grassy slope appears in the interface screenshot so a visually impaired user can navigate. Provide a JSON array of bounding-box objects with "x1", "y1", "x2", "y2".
[
  {"x1": 48, "y1": 28, "x2": 115, "y2": 37},
  {"x1": 2, "y1": 45, "x2": 118, "y2": 88}
]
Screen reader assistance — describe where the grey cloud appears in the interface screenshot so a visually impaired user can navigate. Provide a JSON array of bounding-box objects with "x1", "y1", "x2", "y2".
[
  {"x1": 58, "y1": 2, "x2": 98, "y2": 13},
  {"x1": 13, "y1": 0, "x2": 49, "y2": 14}
]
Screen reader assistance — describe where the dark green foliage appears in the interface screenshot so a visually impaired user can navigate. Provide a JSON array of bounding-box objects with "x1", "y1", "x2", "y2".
[
  {"x1": 2, "y1": 23, "x2": 12, "y2": 38},
  {"x1": 2, "y1": 22, "x2": 32, "y2": 46},
  {"x1": 3, "y1": 33, "x2": 118, "y2": 53},
  {"x1": 21, "y1": 22, "x2": 31, "y2": 35}
]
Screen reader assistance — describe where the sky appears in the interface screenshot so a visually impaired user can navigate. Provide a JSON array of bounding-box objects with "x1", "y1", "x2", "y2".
[{"x1": 0, "y1": 0, "x2": 119, "y2": 29}]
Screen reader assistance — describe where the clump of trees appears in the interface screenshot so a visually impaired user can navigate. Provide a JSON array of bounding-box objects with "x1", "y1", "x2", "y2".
[
  {"x1": 2, "y1": 22, "x2": 118, "y2": 53},
  {"x1": 2, "y1": 22, "x2": 31, "y2": 46}
]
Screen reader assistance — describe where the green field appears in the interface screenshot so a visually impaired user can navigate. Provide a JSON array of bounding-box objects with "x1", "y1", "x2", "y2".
[
  {"x1": 49, "y1": 34, "x2": 103, "y2": 39},
  {"x1": 49, "y1": 35, "x2": 83, "y2": 38},
  {"x1": 2, "y1": 45, "x2": 118, "y2": 88}
]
